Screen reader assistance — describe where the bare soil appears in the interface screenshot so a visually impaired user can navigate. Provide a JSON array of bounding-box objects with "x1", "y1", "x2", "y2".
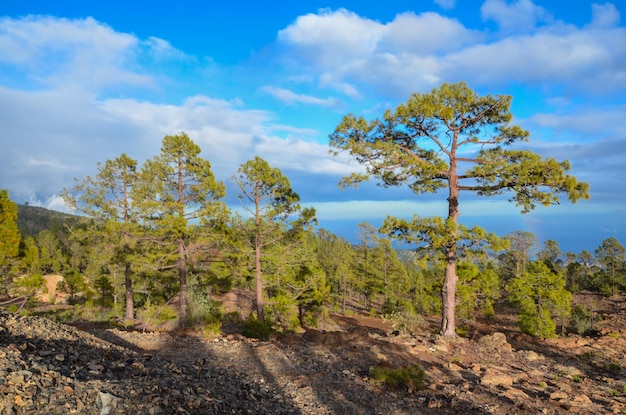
[{"x1": 78, "y1": 291, "x2": 626, "y2": 414}]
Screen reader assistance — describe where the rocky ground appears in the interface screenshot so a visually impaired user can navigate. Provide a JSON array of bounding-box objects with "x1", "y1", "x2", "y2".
[{"x1": 1, "y1": 292, "x2": 626, "y2": 414}]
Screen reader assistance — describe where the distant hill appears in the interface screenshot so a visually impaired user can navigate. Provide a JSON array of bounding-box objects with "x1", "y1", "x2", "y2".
[{"x1": 16, "y1": 204, "x2": 83, "y2": 237}]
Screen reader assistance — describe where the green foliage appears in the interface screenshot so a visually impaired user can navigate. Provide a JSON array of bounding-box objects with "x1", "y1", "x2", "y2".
[
  {"x1": 57, "y1": 270, "x2": 86, "y2": 305},
  {"x1": 0, "y1": 190, "x2": 21, "y2": 293},
  {"x1": 384, "y1": 305, "x2": 428, "y2": 336},
  {"x1": 17, "y1": 204, "x2": 81, "y2": 238},
  {"x1": 35, "y1": 230, "x2": 66, "y2": 275},
  {"x1": 241, "y1": 315, "x2": 272, "y2": 340},
  {"x1": 455, "y1": 323, "x2": 471, "y2": 337},
  {"x1": 187, "y1": 286, "x2": 223, "y2": 329},
  {"x1": 233, "y1": 156, "x2": 317, "y2": 323},
  {"x1": 0, "y1": 190, "x2": 20, "y2": 259},
  {"x1": 137, "y1": 133, "x2": 229, "y2": 326},
  {"x1": 93, "y1": 275, "x2": 114, "y2": 308},
  {"x1": 369, "y1": 364, "x2": 425, "y2": 392},
  {"x1": 330, "y1": 82, "x2": 589, "y2": 336},
  {"x1": 13, "y1": 273, "x2": 46, "y2": 304},
  {"x1": 570, "y1": 305, "x2": 595, "y2": 335},
  {"x1": 265, "y1": 294, "x2": 300, "y2": 332},
  {"x1": 138, "y1": 300, "x2": 178, "y2": 326},
  {"x1": 507, "y1": 261, "x2": 571, "y2": 338},
  {"x1": 456, "y1": 262, "x2": 500, "y2": 319},
  {"x1": 594, "y1": 237, "x2": 625, "y2": 296}
]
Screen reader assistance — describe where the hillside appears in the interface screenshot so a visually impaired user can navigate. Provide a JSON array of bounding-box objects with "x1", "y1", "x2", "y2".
[
  {"x1": 16, "y1": 204, "x2": 82, "y2": 237},
  {"x1": 1, "y1": 293, "x2": 625, "y2": 414}
]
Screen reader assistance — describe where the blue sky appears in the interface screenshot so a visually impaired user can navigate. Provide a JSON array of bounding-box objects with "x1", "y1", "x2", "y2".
[{"x1": 1, "y1": 0, "x2": 625, "y2": 254}]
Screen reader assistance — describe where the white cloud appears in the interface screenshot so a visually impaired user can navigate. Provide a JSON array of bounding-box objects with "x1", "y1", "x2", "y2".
[
  {"x1": 277, "y1": 9, "x2": 481, "y2": 95},
  {"x1": 0, "y1": 15, "x2": 153, "y2": 90},
  {"x1": 589, "y1": 2, "x2": 620, "y2": 28},
  {"x1": 278, "y1": 8, "x2": 384, "y2": 66},
  {"x1": 527, "y1": 105, "x2": 626, "y2": 136},
  {"x1": 261, "y1": 85, "x2": 341, "y2": 107},
  {"x1": 481, "y1": 0, "x2": 552, "y2": 32},
  {"x1": 379, "y1": 12, "x2": 480, "y2": 55},
  {"x1": 434, "y1": 0, "x2": 456, "y2": 10},
  {"x1": 142, "y1": 36, "x2": 188, "y2": 60},
  {"x1": 274, "y1": 5, "x2": 626, "y2": 97}
]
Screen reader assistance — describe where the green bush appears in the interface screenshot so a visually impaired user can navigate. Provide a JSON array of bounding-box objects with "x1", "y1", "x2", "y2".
[
  {"x1": 265, "y1": 294, "x2": 299, "y2": 333},
  {"x1": 138, "y1": 300, "x2": 178, "y2": 326},
  {"x1": 507, "y1": 261, "x2": 571, "y2": 338},
  {"x1": 370, "y1": 364, "x2": 425, "y2": 392},
  {"x1": 241, "y1": 316, "x2": 272, "y2": 340},
  {"x1": 187, "y1": 287, "x2": 223, "y2": 329},
  {"x1": 570, "y1": 305, "x2": 594, "y2": 335},
  {"x1": 384, "y1": 307, "x2": 427, "y2": 336}
]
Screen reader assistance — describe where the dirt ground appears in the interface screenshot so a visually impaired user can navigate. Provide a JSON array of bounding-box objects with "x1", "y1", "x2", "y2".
[{"x1": 69, "y1": 291, "x2": 626, "y2": 414}]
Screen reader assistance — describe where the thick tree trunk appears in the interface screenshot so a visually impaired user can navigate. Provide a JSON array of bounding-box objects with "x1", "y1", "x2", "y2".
[
  {"x1": 178, "y1": 238, "x2": 188, "y2": 327},
  {"x1": 441, "y1": 159, "x2": 459, "y2": 337},
  {"x1": 124, "y1": 262, "x2": 134, "y2": 321},
  {"x1": 441, "y1": 251, "x2": 458, "y2": 336}
]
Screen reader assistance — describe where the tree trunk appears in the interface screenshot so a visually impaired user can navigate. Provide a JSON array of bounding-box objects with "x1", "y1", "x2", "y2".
[
  {"x1": 342, "y1": 273, "x2": 347, "y2": 314},
  {"x1": 124, "y1": 262, "x2": 134, "y2": 321},
  {"x1": 441, "y1": 252, "x2": 458, "y2": 336},
  {"x1": 178, "y1": 238, "x2": 188, "y2": 326},
  {"x1": 441, "y1": 158, "x2": 459, "y2": 337},
  {"x1": 255, "y1": 233, "x2": 264, "y2": 322}
]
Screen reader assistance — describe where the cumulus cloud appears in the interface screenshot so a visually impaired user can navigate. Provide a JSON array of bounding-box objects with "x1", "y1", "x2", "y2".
[
  {"x1": 434, "y1": 0, "x2": 456, "y2": 10},
  {"x1": 278, "y1": 8, "x2": 384, "y2": 67},
  {"x1": 480, "y1": 0, "x2": 552, "y2": 32},
  {"x1": 261, "y1": 85, "x2": 341, "y2": 107},
  {"x1": 0, "y1": 15, "x2": 154, "y2": 90},
  {"x1": 274, "y1": 4, "x2": 626, "y2": 97},
  {"x1": 589, "y1": 2, "x2": 620, "y2": 28}
]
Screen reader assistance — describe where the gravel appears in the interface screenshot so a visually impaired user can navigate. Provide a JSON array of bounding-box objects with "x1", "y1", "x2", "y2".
[{"x1": 0, "y1": 312, "x2": 454, "y2": 414}]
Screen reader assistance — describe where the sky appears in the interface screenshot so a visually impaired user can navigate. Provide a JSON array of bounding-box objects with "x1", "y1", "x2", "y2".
[{"x1": 1, "y1": 0, "x2": 625, "y2": 255}]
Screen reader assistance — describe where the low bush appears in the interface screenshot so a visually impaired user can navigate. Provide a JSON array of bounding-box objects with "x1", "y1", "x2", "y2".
[
  {"x1": 241, "y1": 316, "x2": 272, "y2": 340},
  {"x1": 370, "y1": 364, "x2": 425, "y2": 392}
]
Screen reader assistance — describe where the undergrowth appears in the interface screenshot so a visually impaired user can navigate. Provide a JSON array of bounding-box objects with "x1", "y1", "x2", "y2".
[{"x1": 369, "y1": 363, "x2": 425, "y2": 393}]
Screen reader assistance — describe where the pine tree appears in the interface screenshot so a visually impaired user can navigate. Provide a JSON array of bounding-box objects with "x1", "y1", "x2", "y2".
[
  {"x1": 63, "y1": 153, "x2": 142, "y2": 320},
  {"x1": 233, "y1": 156, "x2": 315, "y2": 323},
  {"x1": 330, "y1": 82, "x2": 589, "y2": 336},
  {"x1": 137, "y1": 133, "x2": 227, "y2": 326},
  {"x1": 0, "y1": 190, "x2": 21, "y2": 293},
  {"x1": 507, "y1": 261, "x2": 571, "y2": 338}
]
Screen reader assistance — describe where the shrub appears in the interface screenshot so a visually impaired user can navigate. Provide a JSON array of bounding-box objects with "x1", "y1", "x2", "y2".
[
  {"x1": 570, "y1": 305, "x2": 594, "y2": 335},
  {"x1": 384, "y1": 307, "x2": 427, "y2": 336},
  {"x1": 507, "y1": 261, "x2": 571, "y2": 338},
  {"x1": 138, "y1": 300, "x2": 178, "y2": 326},
  {"x1": 187, "y1": 287, "x2": 223, "y2": 329},
  {"x1": 241, "y1": 316, "x2": 272, "y2": 340},
  {"x1": 265, "y1": 294, "x2": 299, "y2": 333},
  {"x1": 370, "y1": 364, "x2": 425, "y2": 392}
]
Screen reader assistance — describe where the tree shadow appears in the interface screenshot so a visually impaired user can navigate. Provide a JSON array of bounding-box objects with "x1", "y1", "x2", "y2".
[{"x1": 0, "y1": 312, "x2": 304, "y2": 414}]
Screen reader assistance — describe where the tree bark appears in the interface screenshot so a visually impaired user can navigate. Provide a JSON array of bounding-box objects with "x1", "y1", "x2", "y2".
[
  {"x1": 124, "y1": 261, "x2": 134, "y2": 321},
  {"x1": 441, "y1": 158, "x2": 459, "y2": 337},
  {"x1": 255, "y1": 232, "x2": 264, "y2": 322},
  {"x1": 178, "y1": 238, "x2": 188, "y2": 326}
]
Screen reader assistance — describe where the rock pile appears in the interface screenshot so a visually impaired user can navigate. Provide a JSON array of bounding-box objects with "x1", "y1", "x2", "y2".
[
  {"x1": 0, "y1": 312, "x2": 303, "y2": 414},
  {"x1": 2, "y1": 308, "x2": 626, "y2": 415}
]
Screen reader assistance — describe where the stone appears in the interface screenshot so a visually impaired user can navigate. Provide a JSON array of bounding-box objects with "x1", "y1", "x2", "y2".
[
  {"x1": 481, "y1": 368, "x2": 513, "y2": 387},
  {"x1": 479, "y1": 332, "x2": 513, "y2": 353},
  {"x1": 97, "y1": 391, "x2": 122, "y2": 415},
  {"x1": 572, "y1": 394, "x2": 592, "y2": 406},
  {"x1": 521, "y1": 350, "x2": 542, "y2": 361},
  {"x1": 550, "y1": 391, "x2": 568, "y2": 400}
]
